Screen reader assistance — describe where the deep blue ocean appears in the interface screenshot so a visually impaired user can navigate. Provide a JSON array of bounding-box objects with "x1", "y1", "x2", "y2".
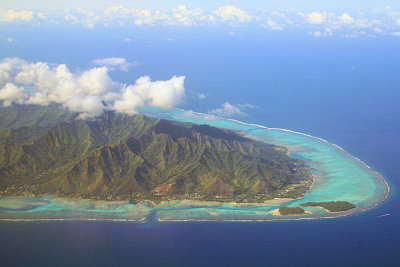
[{"x1": 1, "y1": 27, "x2": 399, "y2": 266}]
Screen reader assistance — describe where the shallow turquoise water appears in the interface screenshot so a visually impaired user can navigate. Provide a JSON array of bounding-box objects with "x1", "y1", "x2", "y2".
[{"x1": 0, "y1": 107, "x2": 388, "y2": 221}]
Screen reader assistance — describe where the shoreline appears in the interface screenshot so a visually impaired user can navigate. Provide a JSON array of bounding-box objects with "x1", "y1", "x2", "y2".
[
  {"x1": 174, "y1": 108, "x2": 390, "y2": 212},
  {"x1": 0, "y1": 108, "x2": 390, "y2": 223},
  {"x1": 271, "y1": 208, "x2": 313, "y2": 217}
]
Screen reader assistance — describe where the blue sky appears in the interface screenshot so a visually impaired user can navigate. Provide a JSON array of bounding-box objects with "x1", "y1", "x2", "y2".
[
  {"x1": 0, "y1": 1, "x2": 399, "y2": 119},
  {"x1": 2, "y1": 0, "x2": 400, "y2": 11},
  {"x1": 1, "y1": 1, "x2": 400, "y2": 38}
]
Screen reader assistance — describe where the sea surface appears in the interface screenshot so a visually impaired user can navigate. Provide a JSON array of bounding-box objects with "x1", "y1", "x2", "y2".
[
  {"x1": 0, "y1": 104, "x2": 398, "y2": 265},
  {"x1": 0, "y1": 29, "x2": 399, "y2": 265}
]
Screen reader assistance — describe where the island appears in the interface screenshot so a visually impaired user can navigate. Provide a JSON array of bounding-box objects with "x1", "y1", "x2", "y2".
[
  {"x1": 278, "y1": 207, "x2": 306, "y2": 216},
  {"x1": 0, "y1": 104, "x2": 313, "y2": 204},
  {"x1": 300, "y1": 201, "x2": 356, "y2": 212},
  {"x1": 0, "y1": 103, "x2": 388, "y2": 222}
]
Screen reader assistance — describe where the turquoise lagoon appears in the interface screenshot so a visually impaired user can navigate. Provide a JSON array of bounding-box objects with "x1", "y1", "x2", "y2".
[{"x1": 0, "y1": 108, "x2": 389, "y2": 222}]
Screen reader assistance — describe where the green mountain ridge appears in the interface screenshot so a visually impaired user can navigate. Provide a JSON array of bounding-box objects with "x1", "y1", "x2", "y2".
[{"x1": 0, "y1": 104, "x2": 313, "y2": 203}]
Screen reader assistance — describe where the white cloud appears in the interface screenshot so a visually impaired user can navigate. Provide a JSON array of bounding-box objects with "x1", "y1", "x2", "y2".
[
  {"x1": 167, "y1": 5, "x2": 206, "y2": 26},
  {"x1": 104, "y1": 5, "x2": 153, "y2": 26},
  {"x1": 64, "y1": 95, "x2": 105, "y2": 119},
  {"x1": 263, "y1": 19, "x2": 283, "y2": 31},
  {"x1": 0, "y1": 58, "x2": 186, "y2": 118},
  {"x1": 113, "y1": 75, "x2": 185, "y2": 114},
  {"x1": 6, "y1": 37, "x2": 16, "y2": 42},
  {"x1": 340, "y1": 13, "x2": 354, "y2": 24},
  {"x1": 298, "y1": 11, "x2": 387, "y2": 37},
  {"x1": 0, "y1": 8, "x2": 34, "y2": 22},
  {"x1": 105, "y1": 5, "x2": 152, "y2": 20},
  {"x1": 92, "y1": 57, "x2": 137, "y2": 71},
  {"x1": 209, "y1": 102, "x2": 246, "y2": 117},
  {"x1": 78, "y1": 67, "x2": 114, "y2": 95},
  {"x1": 93, "y1": 58, "x2": 120, "y2": 67},
  {"x1": 0, "y1": 58, "x2": 26, "y2": 80},
  {"x1": 0, "y1": 70, "x2": 9, "y2": 86},
  {"x1": 0, "y1": 8, "x2": 47, "y2": 25},
  {"x1": 2, "y1": 6, "x2": 400, "y2": 38},
  {"x1": 301, "y1": 11, "x2": 328, "y2": 24},
  {"x1": 392, "y1": 32, "x2": 400, "y2": 36},
  {"x1": 0, "y1": 83, "x2": 26, "y2": 106},
  {"x1": 213, "y1": 6, "x2": 251, "y2": 23},
  {"x1": 102, "y1": 92, "x2": 120, "y2": 101},
  {"x1": 105, "y1": 5, "x2": 209, "y2": 27},
  {"x1": 14, "y1": 61, "x2": 58, "y2": 89},
  {"x1": 64, "y1": 7, "x2": 101, "y2": 29}
]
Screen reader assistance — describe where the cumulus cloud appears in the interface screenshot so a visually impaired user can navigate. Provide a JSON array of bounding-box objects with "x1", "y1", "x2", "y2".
[
  {"x1": 213, "y1": 6, "x2": 251, "y2": 23},
  {"x1": 209, "y1": 102, "x2": 246, "y2": 117},
  {"x1": 78, "y1": 67, "x2": 113, "y2": 94},
  {"x1": 166, "y1": 5, "x2": 207, "y2": 26},
  {"x1": 340, "y1": 13, "x2": 354, "y2": 24},
  {"x1": 0, "y1": 70, "x2": 10, "y2": 86},
  {"x1": 104, "y1": 5, "x2": 210, "y2": 27},
  {"x1": 0, "y1": 8, "x2": 47, "y2": 25},
  {"x1": 302, "y1": 11, "x2": 328, "y2": 24},
  {"x1": 113, "y1": 75, "x2": 185, "y2": 114},
  {"x1": 2, "y1": 5, "x2": 400, "y2": 38},
  {"x1": 0, "y1": 60, "x2": 114, "y2": 113},
  {"x1": 88, "y1": 7, "x2": 394, "y2": 38},
  {"x1": 0, "y1": 58, "x2": 186, "y2": 118},
  {"x1": 105, "y1": 5, "x2": 153, "y2": 26},
  {"x1": 0, "y1": 9, "x2": 34, "y2": 22},
  {"x1": 64, "y1": 95, "x2": 105, "y2": 119},
  {"x1": 64, "y1": 7, "x2": 101, "y2": 29},
  {"x1": 297, "y1": 11, "x2": 387, "y2": 37},
  {"x1": 0, "y1": 83, "x2": 26, "y2": 106},
  {"x1": 92, "y1": 57, "x2": 137, "y2": 71}
]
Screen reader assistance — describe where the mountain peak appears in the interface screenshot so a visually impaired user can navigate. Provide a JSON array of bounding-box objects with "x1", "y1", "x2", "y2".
[{"x1": 0, "y1": 105, "x2": 312, "y2": 203}]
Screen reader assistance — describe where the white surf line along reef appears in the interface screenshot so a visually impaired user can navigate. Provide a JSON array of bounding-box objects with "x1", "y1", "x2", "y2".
[
  {"x1": 154, "y1": 107, "x2": 390, "y2": 219},
  {"x1": 265, "y1": 127, "x2": 390, "y2": 210},
  {"x1": 0, "y1": 107, "x2": 390, "y2": 222}
]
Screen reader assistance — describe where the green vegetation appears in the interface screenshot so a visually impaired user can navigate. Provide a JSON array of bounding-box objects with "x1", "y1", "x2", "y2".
[
  {"x1": 0, "y1": 103, "x2": 75, "y2": 130},
  {"x1": 300, "y1": 201, "x2": 356, "y2": 212},
  {"x1": 0, "y1": 104, "x2": 313, "y2": 203},
  {"x1": 278, "y1": 207, "x2": 305, "y2": 215}
]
